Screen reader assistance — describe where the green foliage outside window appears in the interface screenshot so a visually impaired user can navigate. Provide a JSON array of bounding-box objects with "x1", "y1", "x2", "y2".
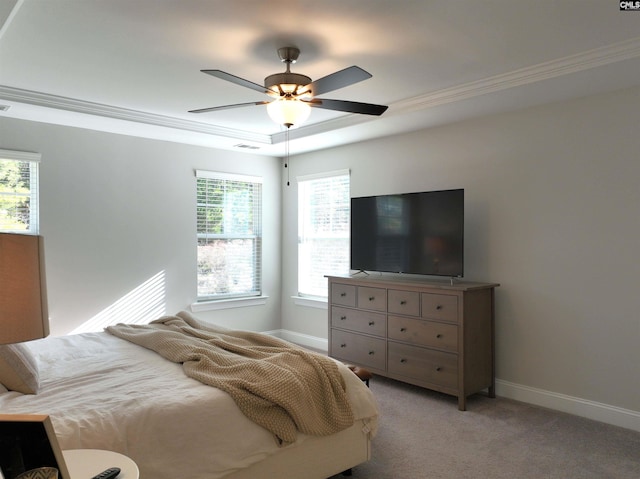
[
  {"x1": 196, "y1": 174, "x2": 262, "y2": 299},
  {"x1": 0, "y1": 160, "x2": 33, "y2": 231}
]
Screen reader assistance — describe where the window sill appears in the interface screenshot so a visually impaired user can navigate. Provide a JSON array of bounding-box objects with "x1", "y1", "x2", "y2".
[
  {"x1": 191, "y1": 296, "x2": 269, "y2": 312},
  {"x1": 292, "y1": 296, "x2": 328, "y2": 310}
]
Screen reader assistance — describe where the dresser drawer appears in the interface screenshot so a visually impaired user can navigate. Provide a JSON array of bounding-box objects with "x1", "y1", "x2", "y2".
[
  {"x1": 421, "y1": 293, "x2": 458, "y2": 322},
  {"x1": 357, "y1": 286, "x2": 387, "y2": 312},
  {"x1": 388, "y1": 289, "x2": 420, "y2": 317},
  {"x1": 388, "y1": 342, "x2": 458, "y2": 389},
  {"x1": 330, "y1": 329, "x2": 386, "y2": 371},
  {"x1": 331, "y1": 283, "x2": 356, "y2": 307},
  {"x1": 388, "y1": 316, "x2": 458, "y2": 352},
  {"x1": 331, "y1": 306, "x2": 387, "y2": 337}
]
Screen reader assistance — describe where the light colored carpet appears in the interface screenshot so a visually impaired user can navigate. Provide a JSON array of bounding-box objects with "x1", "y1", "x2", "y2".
[{"x1": 334, "y1": 375, "x2": 640, "y2": 479}]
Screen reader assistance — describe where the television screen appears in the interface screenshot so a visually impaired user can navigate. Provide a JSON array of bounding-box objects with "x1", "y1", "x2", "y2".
[{"x1": 350, "y1": 189, "x2": 464, "y2": 277}]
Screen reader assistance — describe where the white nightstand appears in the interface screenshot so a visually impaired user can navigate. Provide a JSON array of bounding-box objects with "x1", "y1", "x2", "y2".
[{"x1": 62, "y1": 449, "x2": 139, "y2": 479}]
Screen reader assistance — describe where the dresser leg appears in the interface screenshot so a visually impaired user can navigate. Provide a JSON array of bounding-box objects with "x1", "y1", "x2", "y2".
[{"x1": 458, "y1": 396, "x2": 466, "y2": 411}]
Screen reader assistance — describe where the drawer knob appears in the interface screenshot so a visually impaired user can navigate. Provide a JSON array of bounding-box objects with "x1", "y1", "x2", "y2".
[
  {"x1": 400, "y1": 358, "x2": 407, "y2": 363},
  {"x1": 340, "y1": 316, "x2": 347, "y2": 320},
  {"x1": 400, "y1": 300, "x2": 407, "y2": 305},
  {"x1": 368, "y1": 321, "x2": 375, "y2": 326},
  {"x1": 340, "y1": 292, "x2": 347, "y2": 297},
  {"x1": 368, "y1": 351, "x2": 375, "y2": 355},
  {"x1": 368, "y1": 296, "x2": 375, "y2": 301},
  {"x1": 400, "y1": 327, "x2": 407, "y2": 332},
  {"x1": 340, "y1": 343, "x2": 347, "y2": 348},
  {"x1": 436, "y1": 305, "x2": 443, "y2": 310},
  {"x1": 436, "y1": 333, "x2": 443, "y2": 339},
  {"x1": 435, "y1": 367, "x2": 442, "y2": 372}
]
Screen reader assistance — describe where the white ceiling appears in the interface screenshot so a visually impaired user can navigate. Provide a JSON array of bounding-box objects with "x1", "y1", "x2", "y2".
[{"x1": 1, "y1": 0, "x2": 640, "y2": 157}]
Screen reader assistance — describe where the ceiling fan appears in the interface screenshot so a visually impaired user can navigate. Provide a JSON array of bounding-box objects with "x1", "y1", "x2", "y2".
[{"x1": 189, "y1": 47, "x2": 388, "y2": 128}]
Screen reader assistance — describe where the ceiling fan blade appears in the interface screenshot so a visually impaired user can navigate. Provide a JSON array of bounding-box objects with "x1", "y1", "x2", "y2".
[
  {"x1": 309, "y1": 98, "x2": 388, "y2": 116},
  {"x1": 189, "y1": 101, "x2": 270, "y2": 114},
  {"x1": 201, "y1": 70, "x2": 275, "y2": 95},
  {"x1": 306, "y1": 66, "x2": 372, "y2": 96}
]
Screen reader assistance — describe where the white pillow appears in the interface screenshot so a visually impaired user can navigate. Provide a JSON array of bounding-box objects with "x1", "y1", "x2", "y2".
[{"x1": 0, "y1": 343, "x2": 40, "y2": 394}]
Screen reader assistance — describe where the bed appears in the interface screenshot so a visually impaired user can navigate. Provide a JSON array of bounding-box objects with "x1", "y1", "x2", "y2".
[{"x1": 0, "y1": 311, "x2": 378, "y2": 479}]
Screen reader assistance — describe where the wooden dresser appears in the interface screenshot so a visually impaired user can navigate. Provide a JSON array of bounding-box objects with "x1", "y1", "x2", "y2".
[{"x1": 327, "y1": 275, "x2": 499, "y2": 410}]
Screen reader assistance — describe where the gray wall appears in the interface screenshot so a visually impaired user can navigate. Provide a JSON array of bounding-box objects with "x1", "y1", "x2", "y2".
[
  {"x1": 281, "y1": 85, "x2": 640, "y2": 415},
  {"x1": 0, "y1": 118, "x2": 283, "y2": 334},
  {"x1": 2, "y1": 83, "x2": 638, "y2": 426}
]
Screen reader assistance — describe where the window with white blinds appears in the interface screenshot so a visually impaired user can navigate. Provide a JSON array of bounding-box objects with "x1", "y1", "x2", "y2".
[
  {"x1": 196, "y1": 170, "x2": 263, "y2": 300},
  {"x1": 0, "y1": 150, "x2": 41, "y2": 234},
  {"x1": 297, "y1": 170, "x2": 350, "y2": 298}
]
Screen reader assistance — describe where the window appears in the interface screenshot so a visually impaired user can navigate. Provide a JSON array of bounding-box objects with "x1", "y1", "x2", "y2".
[
  {"x1": 298, "y1": 170, "x2": 350, "y2": 298},
  {"x1": 196, "y1": 170, "x2": 262, "y2": 300},
  {"x1": 0, "y1": 150, "x2": 41, "y2": 234}
]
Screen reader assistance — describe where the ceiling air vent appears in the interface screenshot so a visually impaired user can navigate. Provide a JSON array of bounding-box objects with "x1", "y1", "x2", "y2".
[{"x1": 233, "y1": 143, "x2": 260, "y2": 150}]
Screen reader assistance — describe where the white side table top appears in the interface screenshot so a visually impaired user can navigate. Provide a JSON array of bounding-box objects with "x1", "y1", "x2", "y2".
[{"x1": 62, "y1": 449, "x2": 139, "y2": 479}]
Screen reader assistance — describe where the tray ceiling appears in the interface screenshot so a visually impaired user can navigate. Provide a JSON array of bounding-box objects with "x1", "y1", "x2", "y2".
[{"x1": 1, "y1": 0, "x2": 640, "y2": 156}]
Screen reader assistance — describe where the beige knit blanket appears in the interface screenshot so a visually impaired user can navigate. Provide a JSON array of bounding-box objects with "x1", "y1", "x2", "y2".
[{"x1": 106, "y1": 311, "x2": 354, "y2": 445}]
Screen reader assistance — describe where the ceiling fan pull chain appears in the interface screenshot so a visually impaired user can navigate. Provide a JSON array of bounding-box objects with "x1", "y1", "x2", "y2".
[{"x1": 285, "y1": 126, "x2": 291, "y2": 186}]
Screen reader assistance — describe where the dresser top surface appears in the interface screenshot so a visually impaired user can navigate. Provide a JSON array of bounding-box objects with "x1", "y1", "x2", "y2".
[{"x1": 327, "y1": 274, "x2": 499, "y2": 291}]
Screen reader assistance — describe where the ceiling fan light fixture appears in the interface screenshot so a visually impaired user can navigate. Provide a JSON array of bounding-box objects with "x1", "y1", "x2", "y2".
[
  {"x1": 191, "y1": 47, "x2": 388, "y2": 122},
  {"x1": 267, "y1": 97, "x2": 311, "y2": 128}
]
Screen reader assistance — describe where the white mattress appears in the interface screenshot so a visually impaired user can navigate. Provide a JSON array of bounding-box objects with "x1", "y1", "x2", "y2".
[{"x1": 0, "y1": 331, "x2": 378, "y2": 479}]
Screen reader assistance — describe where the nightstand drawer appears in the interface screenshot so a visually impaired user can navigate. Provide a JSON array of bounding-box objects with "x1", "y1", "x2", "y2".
[
  {"x1": 388, "y1": 342, "x2": 457, "y2": 389},
  {"x1": 388, "y1": 316, "x2": 458, "y2": 352},
  {"x1": 421, "y1": 293, "x2": 458, "y2": 322},
  {"x1": 330, "y1": 329, "x2": 386, "y2": 370},
  {"x1": 388, "y1": 289, "x2": 420, "y2": 317},
  {"x1": 331, "y1": 306, "x2": 386, "y2": 337},
  {"x1": 357, "y1": 286, "x2": 387, "y2": 312},
  {"x1": 331, "y1": 283, "x2": 356, "y2": 307}
]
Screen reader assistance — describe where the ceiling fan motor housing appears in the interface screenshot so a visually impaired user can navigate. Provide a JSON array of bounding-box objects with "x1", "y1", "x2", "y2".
[
  {"x1": 264, "y1": 72, "x2": 312, "y2": 95},
  {"x1": 265, "y1": 47, "x2": 311, "y2": 95}
]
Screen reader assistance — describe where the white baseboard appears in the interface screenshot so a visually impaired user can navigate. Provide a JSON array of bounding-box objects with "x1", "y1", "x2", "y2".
[
  {"x1": 262, "y1": 329, "x2": 329, "y2": 353},
  {"x1": 495, "y1": 379, "x2": 640, "y2": 432},
  {"x1": 267, "y1": 329, "x2": 640, "y2": 433}
]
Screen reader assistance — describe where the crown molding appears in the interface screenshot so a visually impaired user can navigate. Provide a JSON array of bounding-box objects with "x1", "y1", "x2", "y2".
[
  {"x1": 276, "y1": 36, "x2": 640, "y2": 142},
  {"x1": 0, "y1": 85, "x2": 272, "y2": 145},
  {"x1": 394, "y1": 36, "x2": 640, "y2": 113},
  {"x1": 2, "y1": 36, "x2": 639, "y2": 146}
]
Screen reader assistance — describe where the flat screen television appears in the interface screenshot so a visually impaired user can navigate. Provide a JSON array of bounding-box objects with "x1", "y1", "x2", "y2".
[{"x1": 350, "y1": 189, "x2": 464, "y2": 277}]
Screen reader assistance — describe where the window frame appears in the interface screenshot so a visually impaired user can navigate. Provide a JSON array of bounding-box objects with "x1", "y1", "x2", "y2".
[
  {"x1": 195, "y1": 170, "x2": 263, "y2": 302},
  {"x1": 0, "y1": 149, "x2": 41, "y2": 235},
  {"x1": 297, "y1": 169, "x2": 351, "y2": 299}
]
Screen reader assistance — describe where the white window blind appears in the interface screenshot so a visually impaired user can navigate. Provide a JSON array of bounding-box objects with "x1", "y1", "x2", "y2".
[
  {"x1": 196, "y1": 170, "x2": 263, "y2": 300},
  {"x1": 298, "y1": 170, "x2": 350, "y2": 298},
  {"x1": 0, "y1": 150, "x2": 41, "y2": 234}
]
